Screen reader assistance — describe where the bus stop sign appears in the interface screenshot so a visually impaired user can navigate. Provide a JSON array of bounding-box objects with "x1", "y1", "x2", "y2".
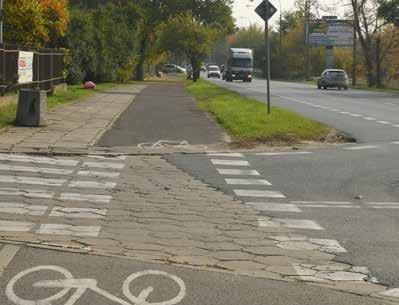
[{"x1": 255, "y1": 0, "x2": 277, "y2": 22}]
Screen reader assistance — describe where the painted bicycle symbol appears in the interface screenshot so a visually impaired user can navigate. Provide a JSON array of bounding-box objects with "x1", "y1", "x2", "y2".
[
  {"x1": 6, "y1": 266, "x2": 186, "y2": 305},
  {"x1": 137, "y1": 140, "x2": 208, "y2": 151}
]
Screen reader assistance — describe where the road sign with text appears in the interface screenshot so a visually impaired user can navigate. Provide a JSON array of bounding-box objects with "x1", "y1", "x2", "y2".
[{"x1": 255, "y1": 0, "x2": 277, "y2": 22}]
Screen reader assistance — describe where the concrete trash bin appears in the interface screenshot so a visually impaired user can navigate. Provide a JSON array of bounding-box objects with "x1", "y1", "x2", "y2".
[{"x1": 16, "y1": 89, "x2": 47, "y2": 127}]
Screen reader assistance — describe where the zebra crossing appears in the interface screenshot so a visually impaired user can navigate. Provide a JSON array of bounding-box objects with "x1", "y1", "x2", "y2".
[{"x1": 0, "y1": 153, "x2": 126, "y2": 238}]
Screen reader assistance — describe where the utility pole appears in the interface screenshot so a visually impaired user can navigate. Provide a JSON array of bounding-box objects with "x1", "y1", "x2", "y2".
[
  {"x1": 279, "y1": 0, "x2": 282, "y2": 58},
  {"x1": 376, "y1": 34, "x2": 381, "y2": 87},
  {"x1": 0, "y1": 0, "x2": 4, "y2": 45},
  {"x1": 352, "y1": 24, "x2": 357, "y2": 86},
  {"x1": 305, "y1": 0, "x2": 310, "y2": 80},
  {"x1": 265, "y1": 1, "x2": 271, "y2": 115}
]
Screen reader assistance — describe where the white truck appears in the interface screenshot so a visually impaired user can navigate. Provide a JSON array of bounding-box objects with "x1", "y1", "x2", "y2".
[{"x1": 225, "y1": 48, "x2": 253, "y2": 83}]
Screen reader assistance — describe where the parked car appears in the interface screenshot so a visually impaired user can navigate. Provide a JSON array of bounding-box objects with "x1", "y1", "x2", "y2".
[
  {"x1": 207, "y1": 65, "x2": 221, "y2": 78},
  {"x1": 317, "y1": 69, "x2": 349, "y2": 90},
  {"x1": 162, "y1": 64, "x2": 186, "y2": 74}
]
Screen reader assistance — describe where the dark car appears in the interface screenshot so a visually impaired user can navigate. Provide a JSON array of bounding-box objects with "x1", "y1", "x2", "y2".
[{"x1": 318, "y1": 69, "x2": 349, "y2": 90}]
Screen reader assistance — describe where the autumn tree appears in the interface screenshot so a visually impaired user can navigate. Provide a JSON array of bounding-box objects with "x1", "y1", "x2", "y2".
[
  {"x1": 4, "y1": 0, "x2": 68, "y2": 47},
  {"x1": 157, "y1": 12, "x2": 218, "y2": 82}
]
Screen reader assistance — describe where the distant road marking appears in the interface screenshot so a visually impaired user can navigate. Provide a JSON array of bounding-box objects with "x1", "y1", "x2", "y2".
[
  {"x1": 349, "y1": 113, "x2": 362, "y2": 117},
  {"x1": 0, "y1": 154, "x2": 78, "y2": 167},
  {"x1": 392, "y1": 142, "x2": 399, "y2": 145},
  {"x1": 0, "y1": 176, "x2": 66, "y2": 187},
  {"x1": 49, "y1": 207, "x2": 107, "y2": 219},
  {"x1": 344, "y1": 145, "x2": 379, "y2": 150},
  {"x1": 0, "y1": 164, "x2": 73, "y2": 175},
  {"x1": 87, "y1": 155, "x2": 127, "y2": 161},
  {"x1": 363, "y1": 117, "x2": 376, "y2": 120},
  {"x1": 217, "y1": 169, "x2": 260, "y2": 176},
  {"x1": 37, "y1": 224, "x2": 101, "y2": 237},
  {"x1": 0, "y1": 221, "x2": 35, "y2": 232},
  {"x1": 0, "y1": 203, "x2": 48, "y2": 216},
  {"x1": 68, "y1": 180, "x2": 117, "y2": 189},
  {"x1": 0, "y1": 245, "x2": 20, "y2": 277},
  {"x1": 225, "y1": 179, "x2": 272, "y2": 185},
  {"x1": 301, "y1": 204, "x2": 360, "y2": 208},
  {"x1": 366, "y1": 202, "x2": 399, "y2": 205},
  {"x1": 0, "y1": 188, "x2": 54, "y2": 199},
  {"x1": 393, "y1": 125, "x2": 399, "y2": 127},
  {"x1": 258, "y1": 217, "x2": 324, "y2": 230},
  {"x1": 59, "y1": 193, "x2": 112, "y2": 204},
  {"x1": 211, "y1": 159, "x2": 250, "y2": 166},
  {"x1": 377, "y1": 121, "x2": 392, "y2": 124},
  {"x1": 247, "y1": 202, "x2": 302, "y2": 212},
  {"x1": 82, "y1": 161, "x2": 125, "y2": 170},
  {"x1": 207, "y1": 153, "x2": 244, "y2": 157},
  {"x1": 340, "y1": 111, "x2": 350, "y2": 114},
  {"x1": 256, "y1": 151, "x2": 312, "y2": 156},
  {"x1": 77, "y1": 171, "x2": 120, "y2": 178},
  {"x1": 292, "y1": 201, "x2": 353, "y2": 205},
  {"x1": 234, "y1": 189, "x2": 286, "y2": 198}
]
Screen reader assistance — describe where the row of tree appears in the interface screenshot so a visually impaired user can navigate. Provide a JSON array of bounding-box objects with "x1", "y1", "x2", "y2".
[
  {"x1": 212, "y1": 0, "x2": 398, "y2": 88},
  {"x1": 4, "y1": 0, "x2": 235, "y2": 83}
]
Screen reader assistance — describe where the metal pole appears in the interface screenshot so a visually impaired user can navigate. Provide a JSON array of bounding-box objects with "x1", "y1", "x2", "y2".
[
  {"x1": 265, "y1": 1, "x2": 271, "y2": 115},
  {"x1": 0, "y1": 0, "x2": 3, "y2": 45},
  {"x1": 352, "y1": 25, "x2": 357, "y2": 86},
  {"x1": 305, "y1": 0, "x2": 310, "y2": 80}
]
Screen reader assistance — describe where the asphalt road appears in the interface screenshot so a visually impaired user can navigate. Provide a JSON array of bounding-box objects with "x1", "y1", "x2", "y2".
[
  {"x1": 166, "y1": 142, "x2": 399, "y2": 287},
  {"x1": 98, "y1": 84, "x2": 224, "y2": 147},
  {"x1": 0, "y1": 244, "x2": 392, "y2": 305},
  {"x1": 208, "y1": 77, "x2": 399, "y2": 143}
]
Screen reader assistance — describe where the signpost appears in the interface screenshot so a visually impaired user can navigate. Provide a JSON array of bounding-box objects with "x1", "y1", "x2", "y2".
[{"x1": 255, "y1": 0, "x2": 277, "y2": 115}]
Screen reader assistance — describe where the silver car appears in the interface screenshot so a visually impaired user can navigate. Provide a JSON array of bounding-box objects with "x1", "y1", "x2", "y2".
[{"x1": 317, "y1": 69, "x2": 349, "y2": 90}]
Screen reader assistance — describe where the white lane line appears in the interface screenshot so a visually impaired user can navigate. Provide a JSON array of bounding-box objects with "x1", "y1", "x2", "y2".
[
  {"x1": 344, "y1": 145, "x2": 379, "y2": 150},
  {"x1": 363, "y1": 117, "x2": 376, "y2": 120},
  {"x1": 87, "y1": 155, "x2": 127, "y2": 161},
  {"x1": 349, "y1": 113, "x2": 362, "y2": 117},
  {"x1": 379, "y1": 289, "x2": 399, "y2": 298},
  {"x1": 247, "y1": 202, "x2": 302, "y2": 212},
  {"x1": 77, "y1": 171, "x2": 120, "y2": 178},
  {"x1": 292, "y1": 201, "x2": 353, "y2": 205},
  {"x1": 364, "y1": 202, "x2": 399, "y2": 205},
  {"x1": 234, "y1": 189, "x2": 286, "y2": 198},
  {"x1": 377, "y1": 121, "x2": 392, "y2": 125},
  {"x1": 0, "y1": 154, "x2": 78, "y2": 167},
  {"x1": 82, "y1": 161, "x2": 125, "y2": 170},
  {"x1": 217, "y1": 169, "x2": 260, "y2": 176},
  {"x1": 49, "y1": 207, "x2": 107, "y2": 219},
  {"x1": 258, "y1": 217, "x2": 324, "y2": 230},
  {"x1": 225, "y1": 178, "x2": 272, "y2": 186},
  {"x1": 372, "y1": 206, "x2": 399, "y2": 209},
  {"x1": 0, "y1": 188, "x2": 54, "y2": 199},
  {"x1": 0, "y1": 164, "x2": 73, "y2": 175},
  {"x1": 68, "y1": 180, "x2": 117, "y2": 189},
  {"x1": 256, "y1": 152, "x2": 312, "y2": 156},
  {"x1": 37, "y1": 224, "x2": 101, "y2": 237},
  {"x1": 59, "y1": 193, "x2": 112, "y2": 204},
  {"x1": 392, "y1": 142, "x2": 399, "y2": 145},
  {"x1": 393, "y1": 125, "x2": 399, "y2": 127},
  {"x1": 301, "y1": 204, "x2": 360, "y2": 208},
  {"x1": 0, "y1": 221, "x2": 35, "y2": 232},
  {"x1": 330, "y1": 109, "x2": 340, "y2": 112},
  {"x1": 0, "y1": 176, "x2": 66, "y2": 187},
  {"x1": 211, "y1": 159, "x2": 250, "y2": 166},
  {"x1": 207, "y1": 153, "x2": 244, "y2": 157},
  {"x1": 340, "y1": 111, "x2": 350, "y2": 114},
  {"x1": 0, "y1": 203, "x2": 48, "y2": 216},
  {"x1": 275, "y1": 237, "x2": 347, "y2": 253},
  {"x1": 0, "y1": 245, "x2": 20, "y2": 276}
]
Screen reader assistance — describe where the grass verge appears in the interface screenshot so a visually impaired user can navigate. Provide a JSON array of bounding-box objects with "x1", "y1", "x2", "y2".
[
  {"x1": 0, "y1": 83, "x2": 117, "y2": 129},
  {"x1": 186, "y1": 79, "x2": 334, "y2": 146}
]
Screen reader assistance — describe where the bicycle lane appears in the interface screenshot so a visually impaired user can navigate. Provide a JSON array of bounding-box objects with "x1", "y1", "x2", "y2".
[{"x1": 0, "y1": 244, "x2": 394, "y2": 305}]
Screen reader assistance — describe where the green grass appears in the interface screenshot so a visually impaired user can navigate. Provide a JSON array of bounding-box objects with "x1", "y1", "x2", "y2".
[
  {"x1": 0, "y1": 83, "x2": 117, "y2": 129},
  {"x1": 186, "y1": 79, "x2": 331, "y2": 144}
]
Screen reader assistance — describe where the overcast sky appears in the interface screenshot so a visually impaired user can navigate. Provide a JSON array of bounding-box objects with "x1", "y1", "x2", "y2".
[{"x1": 233, "y1": 0, "x2": 347, "y2": 28}]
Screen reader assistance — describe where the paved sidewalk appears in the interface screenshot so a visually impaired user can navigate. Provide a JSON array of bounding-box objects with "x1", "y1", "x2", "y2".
[{"x1": 0, "y1": 85, "x2": 146, "y2": 153}]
